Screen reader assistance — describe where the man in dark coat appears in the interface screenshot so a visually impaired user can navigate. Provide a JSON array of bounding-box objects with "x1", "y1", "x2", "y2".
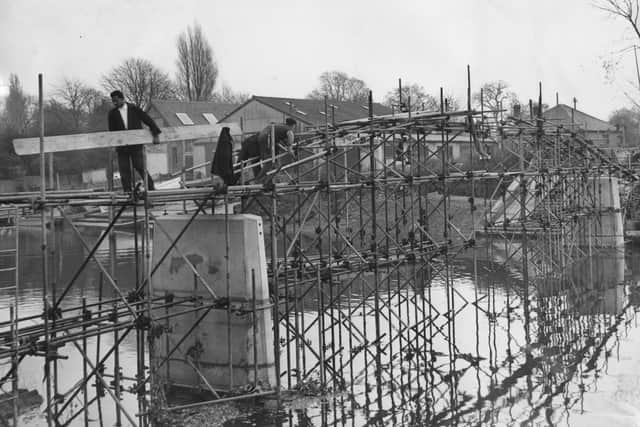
[
  {"x1": 237, "y1": 118, "x2": 296, "y2": 182},
  {"x1": 108, "y1": 90, "x2": 161, "y2": 193}
]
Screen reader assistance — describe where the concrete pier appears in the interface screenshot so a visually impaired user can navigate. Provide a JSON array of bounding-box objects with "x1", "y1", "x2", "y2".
[
  {"x1": 151, "y1": 214, "x2": 275, "y2": 391},
  {"x1": 486, "y1": 176, "x2": 537, "y2": 226},
  {"x1": 485, "y1": 175, "x2": 623, "y2": 249},
  {"x1": 590, "y1": 176, "x2": 624, "y2": 248}
]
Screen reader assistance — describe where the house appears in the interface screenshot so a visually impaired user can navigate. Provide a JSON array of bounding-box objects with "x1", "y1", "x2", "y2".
[
  {"x1": 542, "y1": 104, "x2": 624, "y2": 149},
  {"x1": 218, "y1": 96, "x2": 397, "y2": 174},
  {"x1": 218, "y1": 96, "x2": 393, "y2": 133},
  {"x1": 147, "y1": 99, "x2": 239, "y2": 179}
]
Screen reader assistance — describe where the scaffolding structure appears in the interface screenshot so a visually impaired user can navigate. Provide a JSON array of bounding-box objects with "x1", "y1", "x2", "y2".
[{"x1": 0, "y1": 72, "x2": 637, "y2": 426}]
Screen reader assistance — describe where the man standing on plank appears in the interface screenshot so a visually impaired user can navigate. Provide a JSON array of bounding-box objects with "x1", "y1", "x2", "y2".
[{"x1": 108, "y1": 90, "x2": 161, "y2": 193}]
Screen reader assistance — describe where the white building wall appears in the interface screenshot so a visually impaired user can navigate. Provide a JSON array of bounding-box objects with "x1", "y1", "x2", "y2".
[{"x1": 221, "y1": 100, "x2": 307, "y2": 134}]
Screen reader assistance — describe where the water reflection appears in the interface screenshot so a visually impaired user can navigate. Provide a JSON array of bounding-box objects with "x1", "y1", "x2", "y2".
[
  {"x1": 228, "y1": 246, "x2": 639, "y2": 426},
  {"x1": 1, "y1": 223, "x2": 640, "y2": 426}
]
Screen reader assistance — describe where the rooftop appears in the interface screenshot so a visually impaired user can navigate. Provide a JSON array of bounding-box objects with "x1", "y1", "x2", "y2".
[
  {"x1": 543, "y1": 104, "x2": 616, "y2": 132},
  {"x1": 149, "y1": 99, "x2": 240, "y2": 127},
  {"x1": 219, "y1": 96, "x2": 394, "y2": 126}
]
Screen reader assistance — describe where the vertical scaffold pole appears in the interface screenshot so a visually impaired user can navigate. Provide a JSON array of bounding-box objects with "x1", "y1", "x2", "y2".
[
  {"x1": 82, "y1": 297, "x2": 89, "y2": 427},
  {"x1": 294, "y1": 131, "x2": 303, "y2": 386},
  {"x1": 440, "y1": 86, "x2": 456, "y2": 407},
  {"x1": 95, "y1": 272, "x2": 104, "y2": 425},
  {"x1": 12, "y1": 206, "x2": 19, "y2": 427},
  {"x1": 475, "y1": 82, "x2": 484, "y2": 408},
  {"x1": 110, "y1": 196, "x2": 122, "y2": 427},
  {"x1": 39, "y1": 73, "x2": 53, "y2": 427},
  {"x1": 10, "y1": 305, "x2": 18, "y2": 427},
  {"x1": 132, "y1": 197, "x2": 145, "y2": 426},
  {"x1": 270, "y1": 124, "x2": 281, "y2": 398},
  {"x1": 50, "y1": 207, "x2": 59, "y2": 420},
  {"x1": 225, "y1": 194, "x2": 233, "y2": 389},
  {"x1": 144, "y1": 146, "x2": 154, "y2": 426},
  {"x1": 383, "y1": 99, "x2": 393, "y2": 402},
  {"x1": 368, "y1": 91, "x2": 382, "y2": 409},
  {"x1": 252, "y1": 269, "x2": 258, "y2": 389},
  {"x1": 323, "y1": 96, "x2": 335, "y2": 390},
  {"x1": 282, "y1": 203, "x2": 291, "y2": 389}
]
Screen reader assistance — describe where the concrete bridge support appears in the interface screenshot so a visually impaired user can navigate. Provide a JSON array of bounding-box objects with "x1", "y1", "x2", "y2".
[
  {"x1": 151, "y1": 214, "x2": 275, "y2": 391},
  {"x1": 590, "y1": 176, "x2": 624, "y2": 249}
]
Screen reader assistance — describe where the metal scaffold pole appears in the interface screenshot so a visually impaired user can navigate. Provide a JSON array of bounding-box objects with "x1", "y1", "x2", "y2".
[{"x1": 38, "y1": 73, "x2": 53, "y2": 427}]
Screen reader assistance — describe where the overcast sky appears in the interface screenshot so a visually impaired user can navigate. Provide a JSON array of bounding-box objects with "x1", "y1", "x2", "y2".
[{"x1": 0, "y1": 0, "x2": 637, "y2": 119}]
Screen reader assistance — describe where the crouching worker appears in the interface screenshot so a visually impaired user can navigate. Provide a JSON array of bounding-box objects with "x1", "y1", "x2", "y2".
[
  {"x1": 211, "y1": 126, "x2": 235, "y2": 192},
  {"x1": 236, "y1": 118, "x2": 296, "y2": 183}
]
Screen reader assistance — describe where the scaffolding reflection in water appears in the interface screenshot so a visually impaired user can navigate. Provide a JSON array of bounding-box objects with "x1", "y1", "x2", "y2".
[
  {"x1": 0, "y1": 75, "x2": 638, "y2": 426},
  {"x1": 223, "y1": 249, "x2": 633, "y2": 426}
]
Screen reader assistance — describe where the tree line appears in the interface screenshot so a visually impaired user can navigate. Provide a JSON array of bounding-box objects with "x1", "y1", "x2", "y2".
[
  {"x1": 308, "y1": 71, "x2": 535, "y2": 120},
  {"x1": 3, "y1": 7, "x2": 639, "y2": 183}
]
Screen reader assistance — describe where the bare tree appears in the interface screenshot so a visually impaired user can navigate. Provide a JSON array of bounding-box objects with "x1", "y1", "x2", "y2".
[
  {"x1": 472, "y1": 81, "x2": 519, "y2": 120},
  {"x1": 596, "y1": 1, "x2": 640, "y2": 38},
  {"x1": 176, "y1": 22, "x2": 218, "y2": 101},
  {"x1": 102, "y1": 58, "x2": 175, "y2": 111},
  {"x1": 307, "y1": 71, "x2": 370, "y2": 103},
  {"x1": 384, "y1": 83, "x2": 439, "y2": 112},
  {"x1": 211, "y1": 83, "x2": 250, "y2": 104},
  {"x1": 53, "y1": 78, "x2": 103, "y2": 130},
  {"x1": 595, "y1": 1, "x2": 640, "y2": 103},
  {"x1": 609, "y1": 107, "x2": 640, "y2": 146}
]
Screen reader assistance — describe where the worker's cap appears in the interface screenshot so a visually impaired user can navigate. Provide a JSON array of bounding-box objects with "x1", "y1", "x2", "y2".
[{"x1": 285, "y1": 118, "x2": 297, "y2": 126}]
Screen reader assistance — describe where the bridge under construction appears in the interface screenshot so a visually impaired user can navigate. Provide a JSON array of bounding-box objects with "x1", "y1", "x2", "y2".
[{"x1": 0, "y1": 72, "x2": 638, "y2": 426}]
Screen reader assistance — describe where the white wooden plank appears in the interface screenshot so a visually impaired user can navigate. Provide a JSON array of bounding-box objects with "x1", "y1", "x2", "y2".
[{"x1": 13, "y1": 123, "x2": 241, "y2": 155}]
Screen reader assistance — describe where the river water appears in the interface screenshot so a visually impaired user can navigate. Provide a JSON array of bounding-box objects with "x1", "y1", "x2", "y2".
[{"x1": 1, "y1": 223, "x2": 640, "y2": 426}]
